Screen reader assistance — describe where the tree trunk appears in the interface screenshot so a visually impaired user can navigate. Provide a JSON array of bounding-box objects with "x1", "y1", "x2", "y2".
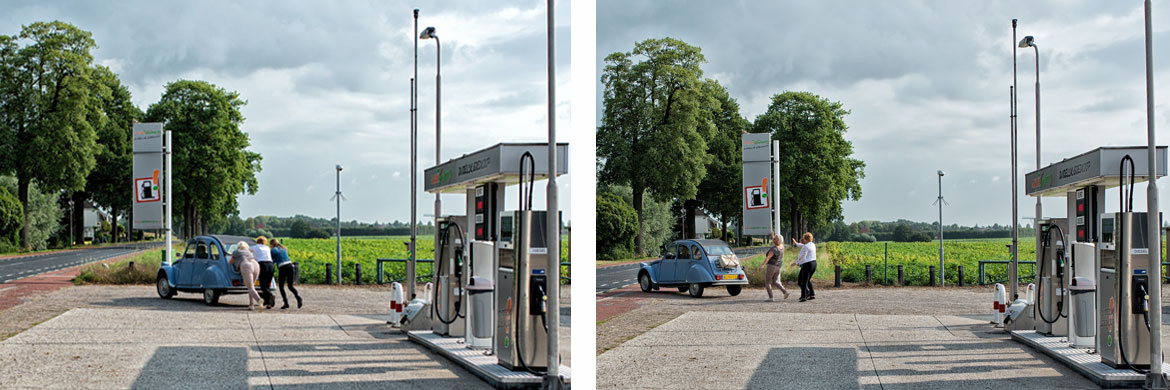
[
  {"x1": 720, "y1": 218, "x2": 728, "y2": 243},
  {"x1": 633, "y1": 182, "x2": 645, "y2": 256},
  {"x1": 17, "y1": 176, "x2": 29, "y2": 251},
  {"x1": 72, "y1": 192, "x2": 84, "y2": 246},
  {"x1": 111, "y1": 206, "x2": 117, "y2": 243},
  {"x1": 683, "y1": 199, "x2": 698, "y2": 239},
  {"x1": 736, "y1": 215, "x2": 743, "y2": 247}
]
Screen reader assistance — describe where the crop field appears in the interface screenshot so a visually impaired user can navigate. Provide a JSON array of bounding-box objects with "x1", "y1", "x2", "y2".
[
  {"x1": 283, "y1": 235, "x2": 570, "y2": 285},
  {"x1": 826, "y1": 239, "x2": 1038, "y2": 286}
]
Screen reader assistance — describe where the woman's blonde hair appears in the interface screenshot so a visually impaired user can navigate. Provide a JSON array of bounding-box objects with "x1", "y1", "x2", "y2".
[
  {"x1": 236, "y1": 241, "x2": 250, "y2": 251},
  {"x1": 270, "y1": 238, "x2": 285, "y2": 249},
  {"x1": 802, "y1": 232, "x2": 814, "y2": 243},
  {"x1": 255, "y1": 236, "x2": 267, "y2": 245}
]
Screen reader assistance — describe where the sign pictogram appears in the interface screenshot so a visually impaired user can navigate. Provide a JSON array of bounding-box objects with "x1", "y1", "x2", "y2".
[
  {"x1": 744, "y1": 178, "x2": 769, "y2": 210},
  {"x1": 135, "y1": 169, "x2": 161, "y2": 203}
]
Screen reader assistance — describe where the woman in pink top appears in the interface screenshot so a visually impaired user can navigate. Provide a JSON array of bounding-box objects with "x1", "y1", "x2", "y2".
[{"x1": 230, "y1": 241, "x2": 263, "y2": 311}]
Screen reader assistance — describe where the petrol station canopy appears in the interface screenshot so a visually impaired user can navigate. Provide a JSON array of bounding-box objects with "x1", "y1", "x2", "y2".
[
  {"x1": 1025, "y1": 146, "x2": 1167, "y2": 197},
  {"x1": 424, "y1": 143, "x2": 569, "y2": 194}
]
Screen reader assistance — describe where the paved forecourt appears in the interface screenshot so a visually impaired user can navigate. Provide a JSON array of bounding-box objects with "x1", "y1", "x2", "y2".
[
  {"x1": 0, "y1": 308, "x2": 490, "y2": 389},
  {"x1": 597, "y1": 311, "x2": 1101, "y2": 389}
]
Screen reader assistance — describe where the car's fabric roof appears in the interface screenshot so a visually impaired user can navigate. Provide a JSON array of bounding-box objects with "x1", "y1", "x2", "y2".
[
  {"x1": 207, "y1": 235, "x2": 258, "y2": 247},
  {"x1": 690, "y1": 239, "x2": 730, "y2": 247}
]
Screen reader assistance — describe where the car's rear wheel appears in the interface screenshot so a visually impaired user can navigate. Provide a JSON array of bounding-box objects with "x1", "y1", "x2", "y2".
[
  {"x1": 727, "y1": 285, "x2": 742, "y2": 296},
  {"x1": 677, "y1": 286, "x2": 688, "y2": 293},
  {"x1": 203, "y1": 288, "x2": 221, "y2": 305},
  {"x1": 638, "y1": 273, "x2": 652, "y2": 292},
  {"x1": 688, "y1": 283, "x2": 704, "y2": 298},
  {"x1": 157, "y1": 275, "x2": 175, "y2": 299}
]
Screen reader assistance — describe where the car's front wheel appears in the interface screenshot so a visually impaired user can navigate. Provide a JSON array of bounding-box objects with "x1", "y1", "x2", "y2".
[
  {"x1": 638, "y1": 273, "x2": 653, "y2": 292},
  {"x1": 727, "y1": 285, "x2": 742, "y2": 296},
  {"x1": 688, "y1": 283, "x2": 704, "y2": 298},
  {"x1": 203, "y1": 288, "x2": 221, "y2": 305},
  {"x1": 157, "y1": 274, "x2": 175, "y2": 299}
]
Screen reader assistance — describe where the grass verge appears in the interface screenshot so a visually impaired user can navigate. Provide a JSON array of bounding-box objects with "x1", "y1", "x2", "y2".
[{"x1": 73, "y1": 244, "x2": 181, "y2": 285}]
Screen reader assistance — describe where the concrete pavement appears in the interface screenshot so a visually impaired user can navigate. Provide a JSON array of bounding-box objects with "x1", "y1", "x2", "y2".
[
  {"x1": 597, "y1": 311, "x2": 1100, "y2": 389},
  {"x1": 0, "y1": 308, "x2": 490, "y2": 389}
]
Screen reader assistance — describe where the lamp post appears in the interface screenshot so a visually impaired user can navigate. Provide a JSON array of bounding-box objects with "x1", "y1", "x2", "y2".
[
  {"x1": 1141, "y1": 1, "x2": 1164, "y2": 386},
  {"x1": 420, "y1": 26, "x2": 441, "y2": 284},
  {"x1": 1010, "y1": 19, "x2": 1020, "y2": 302},
  {"x1": 335, "y1": 164, "x2": 343, "y2": 285},
  {"x1": 408, "y1": 8, "x2": 419, "y2": 302},
  {"x1": 543, "y1": 0, "x2": 561, "y2": 386},
  {"x1": 936, "y1": 170, "x2": 945, "y2": 286},
  {"x1": 68, "y1": 199, "x2": 74, "y2": 247},
  {"x1": 1018, "y1": 35, "x2": 1042, "y2": 290}
]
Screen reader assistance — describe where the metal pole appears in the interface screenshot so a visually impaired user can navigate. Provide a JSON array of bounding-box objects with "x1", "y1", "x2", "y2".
[
  {"x1": 1142, "y1": 1, "x2": 1165, "y2": 386},
  {"x1": 1010, "y1": 19, "x2": 1020, "y2": 301},
  {"x1": 544, "y1": 0, "x2": 561, "y2": 386},
  {"x1": 938, "y1": 173, "x2": 944, "y2": 287},
  {"x1": 68, "y1": 200, "x2": 73, "y2": 247},
  {"x1": 772, "y1": 140, "x2": 781, "y2": 236},
  {"x1": 409, "y1": 8, "x2": 418, "y2": 301},
  {"x1": 165, "y1": 130, "x2": 173, "y2": 266},
  {"x1": 432, "y1": 34, "x2": 441, "y2": 302},
  {"x1": 336, "y1": 167, "x2": 341, "y2": 285},
  {"x1": 1033, "y1": 43, "x2": 1042, "y2": 286}
]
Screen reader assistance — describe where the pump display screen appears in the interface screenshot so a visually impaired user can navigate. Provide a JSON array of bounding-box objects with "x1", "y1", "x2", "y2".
[
  {"x1": 499, "y1": 214, "x2": 514, "y2": 245},
  {"x1": 1100, "y1": 216, "x2": 1114, "y2": 245}
]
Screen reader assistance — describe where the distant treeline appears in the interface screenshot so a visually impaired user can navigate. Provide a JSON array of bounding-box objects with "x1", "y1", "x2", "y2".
[
  {"x1": 266, "y1": 226, "x2": 434, "y2": 237},
  {"x1": 215, "y1": 214, "x2": 435, "y2": 238}
]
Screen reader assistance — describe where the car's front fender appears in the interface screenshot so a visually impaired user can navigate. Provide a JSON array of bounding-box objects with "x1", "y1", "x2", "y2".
[
  {"x1": 157, "y1": 266, "x2": 177, "y2": 287},
  {"x1": 638, "y1": 262, "x2": 659, "y2": 284}
]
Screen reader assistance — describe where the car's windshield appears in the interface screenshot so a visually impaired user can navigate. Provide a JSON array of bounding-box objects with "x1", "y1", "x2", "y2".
[{"x1": 705, "y1": 245, "x2": 732, "y2": 256}]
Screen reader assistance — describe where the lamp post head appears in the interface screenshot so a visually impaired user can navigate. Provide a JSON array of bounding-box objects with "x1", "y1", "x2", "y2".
[
  {"x1": 938, "y1": 170, "x2": 945, "y2": 177},
  {"x1": 420, "y1": 27, "x2": 437, "y2": 40},
  {"x1": 1018, "y1": 36, "x2": 1035, "y2": 48},
  {"x1": 336, "y1": 164, "x2": 343, "y2": 172}
]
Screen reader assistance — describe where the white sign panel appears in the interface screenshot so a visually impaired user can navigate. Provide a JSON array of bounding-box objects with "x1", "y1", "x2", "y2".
[{"x1": 132, "y1": 123, "x2": 164, "y2": 230}]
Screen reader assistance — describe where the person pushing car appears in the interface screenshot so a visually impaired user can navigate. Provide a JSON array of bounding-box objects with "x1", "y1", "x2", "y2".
[
  {"x1": 251, "y1": 236, "x2": 276, "y2": 309},
  {"x1": 757, "y1": 232, "x2": 789, "y2": 302}
]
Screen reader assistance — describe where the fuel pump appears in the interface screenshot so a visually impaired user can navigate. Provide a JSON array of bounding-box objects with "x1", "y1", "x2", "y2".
[
  {"x1": 1098, "y1": 155, "x2": 1158, "y2": 371},
  {"x1": 1035, "y1": 219, "x2": 1069, "y2": 336},
  {"x1": 496, "y1": 152, "x2": 554, "y2": 372},
  {"x1": 433, "y1": 217, "x2": 466, "y2": 337}
]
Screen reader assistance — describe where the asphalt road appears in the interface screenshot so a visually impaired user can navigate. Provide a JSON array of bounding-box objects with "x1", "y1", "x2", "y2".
[
  {"x1": 596, "y1": 246, "x2": 770, "y2": 294},
  {"x1": 0, "y1": 242, "x2": 163, "y2": 284}
]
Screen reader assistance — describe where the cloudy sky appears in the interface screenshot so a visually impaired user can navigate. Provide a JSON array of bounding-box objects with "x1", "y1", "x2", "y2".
[
  {"x1": 596, "y1": 0, "x2": 1170, "y2": 227},
  {"x1": 0, "y1": 0, "x2": 570, "y2": 224}
]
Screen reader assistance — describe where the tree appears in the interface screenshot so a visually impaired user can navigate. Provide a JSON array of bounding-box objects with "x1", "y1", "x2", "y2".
[
  {"x1": 606, "y1": 184, "x2": 674, "y2": 257},
  {"x1": 85, "y1": 65, "x2": 141, "y2": 243},
  {"x1": 752, "y1": 91, "x2": 865, "y2": 236},
  {"x1": 0, "y1": 21, "x2": 100, "y2": 250},
  {"x1": 0, "y1": 176, "x2": 59, "y2": 250},
  {"x1": 0, "y1": 186, "x2": 21, "y2": 249},
  {"x1": 289, "y1": 219, "x2": 313, "y2": 238},
  {"x1": 597, "y1": 192, "x2": 637, "y2": 260},
  {"x1": 695, "y1": 79, "x2": 747, "y2": 242},
  {"x1": 144, "y1": 80, "x2": 262, "y2": 237},
  {"x1": 597, "y1": 37, "x2": 713, "y2": 255},
  {"x1": 893, "y1": 224, "x2": 912, "y2": 242}
]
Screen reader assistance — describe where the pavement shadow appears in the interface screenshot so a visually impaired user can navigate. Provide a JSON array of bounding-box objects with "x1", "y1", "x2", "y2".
[
  {"x1": 131, "y1": 346, "x2": 249, "y2": 389},
  {"x1": 747, "y1": 347, "x2": 859, "y2": 389},
  {"x1": 91, "y1": 296, "x2": 257, "y2": 312}
]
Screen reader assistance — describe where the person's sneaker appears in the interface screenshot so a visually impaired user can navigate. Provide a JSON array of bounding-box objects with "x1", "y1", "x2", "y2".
[
  {"x1": 808, "y1": 296, "x2": 816, "y2": 301},
  {"x1": 798, "y1": 297, "x2": 808, "y2": 302},
  {"x1": 296, "y1": 297, "x2": 303, "y2": 309},
  {"x1": 280, "y1": 304, "x2": 290, "y2": 310},
  {"x1": 766, "y1": 298, "x2": 775, "y2": 302},
  {"x1": 783, "y1": 291, "x2": 790, "y2": 300}
]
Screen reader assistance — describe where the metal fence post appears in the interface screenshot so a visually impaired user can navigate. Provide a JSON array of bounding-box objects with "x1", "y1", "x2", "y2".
[
  {"x1": 897, "y1": 265, "x2": 904, "y2": 286},
  {"x1": 355, "y1": 263, "x2": 363, "y2": 285},
  {"x1": 979, "y1": 262, "x2": 986, "y2": 285},
  {"x1": 377, "y1": 261, "x2": 384, "y2": 284},
  {"x1": 325, "y1": 263, "x2": 333, "y2": 285},
  {"x1": 958, "y1": 265, "x2": 965, "y2": 287},
  {"x1": 929, "y1": 266, "x2": 936, "y2": 287},
  {"x1": 865, "y1": 264, "x2": 872, "y2": 285},
  {"x1": 834, "y1": 265, "x2": 842, "y2": 287}
]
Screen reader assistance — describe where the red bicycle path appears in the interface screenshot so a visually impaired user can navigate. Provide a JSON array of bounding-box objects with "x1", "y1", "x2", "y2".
[{"x1": 0, "y1": 250, "x2": 146, "y2": 312}]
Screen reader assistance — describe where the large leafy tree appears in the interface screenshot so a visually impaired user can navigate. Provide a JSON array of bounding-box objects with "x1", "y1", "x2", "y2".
[
  {"x1": 83, "y1": 65, "x2": 140, "y2": 243},
  {"x1": 144, "y1": 80, "x2": 261, "y2": 237},
  {"x1": 597, "y1": 37, "x2": 713, "y2": 255},
  {"x1": 695, "y1": 79, "x2": 747, "y2": 242},
  {"x1": 752, "y1": 91, "x2": 865, "y2": 236},
  {"x1": 0, "y1": 21, "x2": 100, "y2": 250}
]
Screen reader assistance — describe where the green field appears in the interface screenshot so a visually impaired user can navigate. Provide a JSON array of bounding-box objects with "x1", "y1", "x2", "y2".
[
  {"x1": 826, "y1": 239, "x2": 1038, "y2": 286},
  {"x1": 283, "y1": 235, "x2": 570, "y2": 285}
]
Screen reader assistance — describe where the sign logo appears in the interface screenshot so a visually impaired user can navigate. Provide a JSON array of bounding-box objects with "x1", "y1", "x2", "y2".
[
  {"x1": 1030, "y1": 173, "x2": 1053, "y2": 189},
  {"x1": 744, "y1": 178, "x2": 769, "y2": 210},
  {"x1": 135, "y1": 169, "x2": 161, "y2": 203},
  {"x1": 428, "y1": 168, "x2": 452, "y2": 185}
]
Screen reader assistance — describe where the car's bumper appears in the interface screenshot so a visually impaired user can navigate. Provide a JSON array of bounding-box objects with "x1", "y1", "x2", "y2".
[{"x1": 711, "y1": 279, "x2": 749, "y2": 286}]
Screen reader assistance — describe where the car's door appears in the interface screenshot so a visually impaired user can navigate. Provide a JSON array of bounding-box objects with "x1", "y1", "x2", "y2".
[
  {"x1": 684, "y1": 244, "x2": 706, "y2": 282},
  {"x1": 655, "y1": 243, "x2": 676, "y2": 283},
  {"x1": 670, "y1": 244, "x2": 692, "y2": 283},
  {"x1": 177, "y1": 241, "x2": 198, "y2": 287},
  {"x1": 192, "y1": 240, "x2": 211, "y2": 287}
]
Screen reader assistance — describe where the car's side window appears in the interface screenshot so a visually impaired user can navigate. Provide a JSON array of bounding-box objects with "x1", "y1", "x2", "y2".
[
  {"x1": 209, "y1": 242, "x2": 221, "y2": 260},
  {"x1": 663, "y1": 243, "x2": 676, "y2": 259},
  {"x1": 196, "y1": 242, "x2": 209, "y2": 259},
  {"x1": 678, "y1": 245, "x2": 690, "y2": 260},
  {"x1": 184, "y1": 241, "x2": 196, "y2": 259},
  {"x1": 691, "y1": 245, "x2": 703, "y2": 260}
]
